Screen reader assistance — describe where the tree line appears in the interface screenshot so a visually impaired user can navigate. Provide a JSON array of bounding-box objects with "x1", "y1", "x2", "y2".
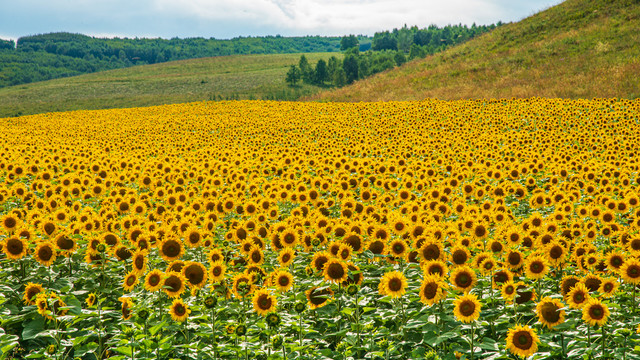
[
  {"x1": 0, "y1": 32, "x2": 348, "y2": 88},
  {"x1": 286, "y1": 23, "x2": 501, "y2": 88}
]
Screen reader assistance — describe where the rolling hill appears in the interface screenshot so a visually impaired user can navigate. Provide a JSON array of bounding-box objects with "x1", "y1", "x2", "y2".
[
  {"x1": 312, "y1": 0, "x2": 640, "y2": 101},
  {"x1": 0, "y1": 52, "x2": 336, "y2": 118}
]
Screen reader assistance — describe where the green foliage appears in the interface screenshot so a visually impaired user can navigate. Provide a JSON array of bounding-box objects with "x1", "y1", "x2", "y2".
[
  {"x1": 340, "y1": 35, "x2": 359, "y2": 51},
  {"x1": 0, "y1": 32, "x2": 347, "y2": 89},
  {"x1": 286, "y1": 65, "x2": 302, "y2": 86}
]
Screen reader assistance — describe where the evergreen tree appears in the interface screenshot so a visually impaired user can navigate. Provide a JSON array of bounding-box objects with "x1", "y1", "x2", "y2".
[{"x1": 285, "y1": 65, "x2": 301, "y2": 86}]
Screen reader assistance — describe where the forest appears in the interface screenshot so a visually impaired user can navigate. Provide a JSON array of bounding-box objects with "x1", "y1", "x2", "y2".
[
  {"x1": 0, "y1": 33, "x2": 352, "y2": 88},
  {"x1": 286, "y1": 22, "x2": 501, "y2": 88}
]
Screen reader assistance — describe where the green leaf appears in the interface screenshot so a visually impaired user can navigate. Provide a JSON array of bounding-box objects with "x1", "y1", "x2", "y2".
[{"x1": 22, "y1": 317, "x2": 45, "y2": 340}]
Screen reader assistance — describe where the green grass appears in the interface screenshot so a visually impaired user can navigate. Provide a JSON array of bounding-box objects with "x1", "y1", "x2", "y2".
[
  {"x1": 312, "y1": 0, "x2": 640, "y2": 101},
  {"x1": 0, "y1": 53, "x2": 337, "y2": 118}
]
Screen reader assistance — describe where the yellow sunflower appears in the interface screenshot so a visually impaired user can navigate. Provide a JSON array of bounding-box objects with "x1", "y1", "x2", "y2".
[
  {"x1": 3, "y1": 236, "x2": 28, "y2": 260},
  {"x1": 34, "y1": 241, "x2": 56, "y2": 267},
  {"x1": 144, "y1": 269, "x2": 164, "y2": 292},
  {"x1": 323, "y1": 258, "x2": 348, "y2": 284},
  {"x1": 419, "y1": 275, "x2": 446, "y2": 306},
  {"x1": 306, "y1": 286, "x2": 333, "y2": 310},
  {"x1": 506, "y1": 325, "x2": 539, "y2": 358},
  {"x1": 453, "y1": 293, "x2": 481, "y2": 323},
  {"x1": 620, "y1": 258, "x2": 640, "y2": 285},
  {"x1": 209, "y1": 261, "x2": 227, "y2": 283},
  {"x1": 23, "y1": 282, "x2": 44, "y2": 305},
  {"x1": 535, "y1": 297, "x2": 565, "y2": 329},
  {"x1": 122, "y1": 271, "x2": 139, "y2": 292},
  {"x1": 567, "y1": 283, "x2": 590, "y2": 309},
  {"x1": 273, "y1": 269, "x2": 294, "y2": 292},
  {"x1": 378, "y1": 271, "x2": 407, "y2": 298},
  {"x1": 582, "y1": 298, "x2": 610, "y2": 327},
  {"x1": 163, "y1": 272, "x2": 187, "y2": 298},
  {"x1": 183, "y1": 261, "x2": 208, "y2": 289},
  {"x1": 450, "y1": 265, "x2": 477, "y2": 293},
  {"x1": 170, "y1": 298, "x2": 191, "y2": 322},
  {"x1": 253, "y1": 288, "x2": 277, "y2": 316}
]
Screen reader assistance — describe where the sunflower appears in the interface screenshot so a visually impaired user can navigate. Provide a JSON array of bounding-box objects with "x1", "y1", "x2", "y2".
[
  {"x1": 378, "y1": 271, "x2": 407, "y2": 298},
  {"x1": 170, "y1": 298, "x2": 191, "y2": 322},
  {"x1": 142, "y1": 269, "x2": 163, "y2": 292},
  {"x1": 54, "y1": 234, "x2": 76, "y2": 255},
  {"x1": 366, "y1": 239, "x2": 387, "y2": 259},
  {"x1": 388, "y1": 239, "x2": 408, "y2": 260},
  {"x1": 3, "y1": 236, "x2": 28, "y2": 260},
  {"x1": 131, "y1": 249, "x2": 148, "y2": 274},
  {"x1": 582, "y1": 298, "x2": 610, "y2": 327},
  {"x1": 181, "y1": 261, "x2": 207, "y2": 289},
  {"x1": 118, "y1": 297, "x2": 133, "y2": 320},
  {"x1": 85, "y1": 293, "x2": 97, "y2": 308},
  {"x1": 524, "y1": 255, "x2": 549, "y2": 280},
  {"x1": 23, "y1": 282, "x2": 44, "y2": 305},
  {"x1": 506, "y1": 325, "x2": 539, "y2": 358},
  {"x1": 419, "y1": 275, "x2": 446, "y2": 306},
  {"x1": 184, "y1": 227, "x2": 203, "y2": 248},
  {"x1": 567, "y1": 283, "x2": 590, "y2": 309},
  {"x1": 208, "y1": 248, "x2": 224, "y2": 264},
  {"x1": 247, "y1": 246, "x2": 264, "y2": 266},
  {"x1": 545, "y1": 241, "x2": 566, "y2": 266},
  {"x1": 505, "y1": 250, "x2": 524, "y2": 270},
  {"x1": 159, "y1": 236, "x2": 184, "y2": 262},
  {"x1": 536, "y1": 297, "x2": 565, "y2": 329},
  {"x1": 280, "y1": 229, "x2": 298, "y2": 247},
  {"x1": 500, "y1": 281, "x2": 517, "y2": 302},
  {"x1": 620, "y1": 258, "x2": 640, "y2": 285},
  {"x1": 492, "y1": 269, "x2": 513, "y2": 289},
  {"x1": 422, "y1": 260, "x2": 448, "y2": 278},
  {"x1": 123, "y1": 271, "x2": 139, "y2": 292},
  {"x1": 450, "y1": 265, "x2": 477, "y2": 293},
  {"x1": 606, "y1": 251, "x2": 625, "y2": 272},
  {"x1": 418, "y1": 240, "x2": 444, "y2": 262},
  {"x1": 1, "y1": 214, "x2": 19, "y2": 233},
  {"x1": 209, "y1": 261, "x2": 227, "y2": 283},
  {"x1": 35, "y1": 292, "x2": 50, "y2": 318},
  {"x1": 599, "y1": 277, "x2": 619, "y2": 298},
  {"x1": 323, "y1": 258, "x2": 348, "y2": 284},
  {"x1": 253, "y1": 288, "x2": 277, "y2": 316},
  {"x1": 306, "y1": 286, "x2": 333, "y2": 310},
  {"x1": 450, "y1": 245, "x2": 470, "y2": 266},
  {"x1": 343, "y1": 263, "x2": 363, "y2": 286},
  {"x1": 163, "y1": 272, "x2": 187, "y2": 298},
  {"x1": 311, "y1": 251, "x2": 331, "y2": 273},
  {"x1": 34, "y1": 241, "x2": 56, "y2": 267},
  {"x1": 273, "y1": 269, "x2": 294, "y2": 292},
  {"x1": 453, "y1": 293, "x2": 481, "y2": 323},
  {"x1": 232, "y1": 273, "x2": 254, "y2": 298},
  {"x1": 278, "y1": 247, "x2": 296, "y2": 267},
  {"x1": 560, "y1": 275, "x2": 581, "y2": 299}
]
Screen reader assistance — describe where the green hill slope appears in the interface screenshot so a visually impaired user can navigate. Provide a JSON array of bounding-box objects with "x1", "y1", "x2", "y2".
[
  {"x1": 0, "y1": 53, "x2": 335, "y2": 117},
  {"x1": 312, "y1": 0, "x2": 640, "y2": 101}
]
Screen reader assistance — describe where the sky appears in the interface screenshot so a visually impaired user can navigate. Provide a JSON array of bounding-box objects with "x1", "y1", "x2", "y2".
[{"x1": 0, "y1": 0, "x2": 565, "y2": 42}]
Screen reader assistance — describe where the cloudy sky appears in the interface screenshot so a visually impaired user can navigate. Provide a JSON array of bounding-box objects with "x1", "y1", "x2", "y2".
[{"x1": 1, "y1": 0, "x2": 564, "y2": 41}]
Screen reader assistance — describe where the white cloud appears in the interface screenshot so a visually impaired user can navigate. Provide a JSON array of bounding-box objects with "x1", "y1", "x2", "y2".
[{"x1": 0, "y1": 0, "x2": 565, "y2": 39}]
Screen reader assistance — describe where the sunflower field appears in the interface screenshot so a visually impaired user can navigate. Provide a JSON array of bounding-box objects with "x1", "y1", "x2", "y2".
[{"x1": 1, "y1": 98, "x2": 640, "y2": 359}]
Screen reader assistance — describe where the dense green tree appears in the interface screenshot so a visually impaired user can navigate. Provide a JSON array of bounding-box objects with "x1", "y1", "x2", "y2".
[
  {"x1": 343, "y1": 55, "x2": 359, "y2": 84},
  {"x1": 340, "y1": 35, "x2": 359, "y2": 51},
  {"x1": 314, "y1": 59, "x2": 329, "y2": 85},
  {"x1": 298, "y1": 55, "x2": 313, "y2": 83},
  {"x1": 285, "y1": 65, "x2": 301, "y2": 86}
]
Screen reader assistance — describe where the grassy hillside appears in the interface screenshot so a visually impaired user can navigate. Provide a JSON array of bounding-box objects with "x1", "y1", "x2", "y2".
[
  {"x1": 0, "y1": 52, "x2": 336, "y2": 117},
  {"x1": 312, "y1": 0, "x2": 640, "y2": 101}
]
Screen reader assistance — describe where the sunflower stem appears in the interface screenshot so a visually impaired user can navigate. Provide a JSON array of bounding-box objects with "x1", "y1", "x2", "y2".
[
  {"x1": 633, "y1": 285, "x2": 637, "y2": 318},
  {"x1": 560, "y1": 333, "x2": 565, "y2": 357},
  {"x1": 470, "y1": 322, "x2": 475, "y2": 360},
  {"x1": 601, "y1": 324, "x2": 605, "y2": 357},
  {"x1": 211, "y1": 309, "x2": 217, "y2": 360},
  {"x1": 587, "y1": 324, "x2": 591, "y2": 348}
]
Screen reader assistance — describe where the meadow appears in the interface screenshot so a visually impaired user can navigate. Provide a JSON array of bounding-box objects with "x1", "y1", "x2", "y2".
[
  {"x1": 0, "y1": 53, "x2": 336, "y2": 118},
  {"x1": 1, "y1": 98, "x2": 640, "y2": 359}
]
